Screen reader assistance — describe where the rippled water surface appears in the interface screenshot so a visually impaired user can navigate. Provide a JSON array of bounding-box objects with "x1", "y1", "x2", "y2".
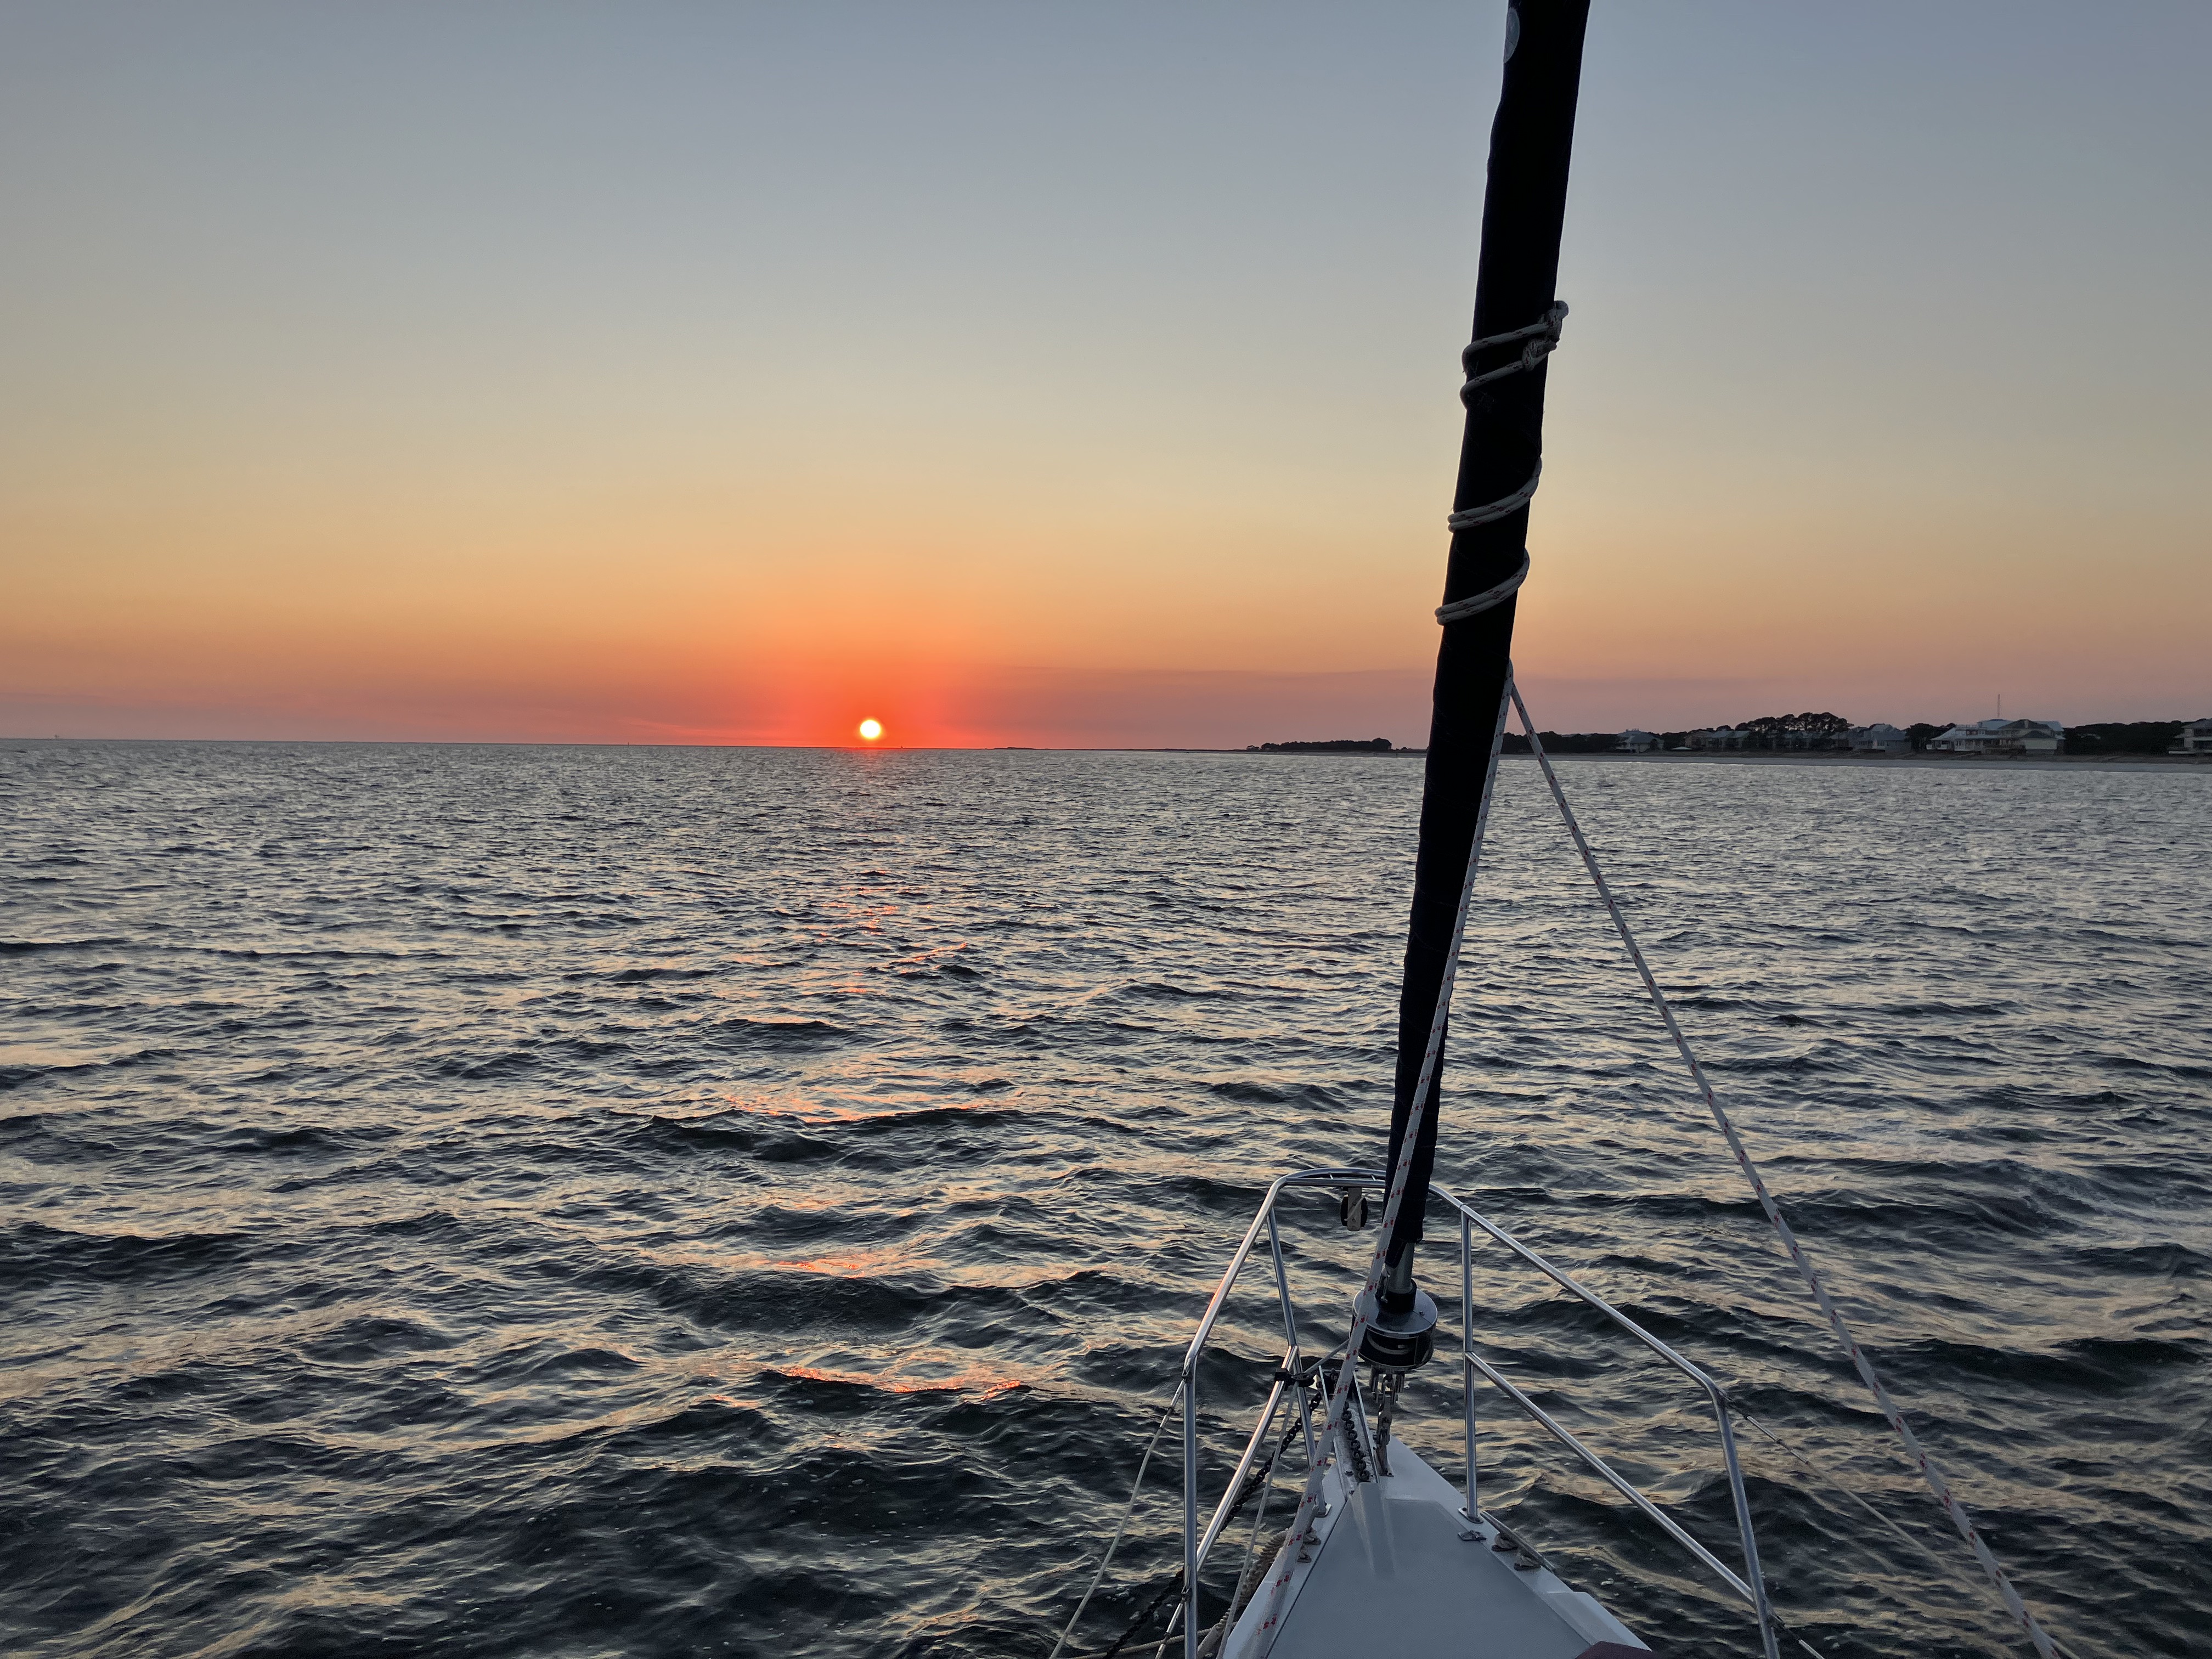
[{"x1": 4, "y1": 741, "x2": 2208, "y2": 1658}]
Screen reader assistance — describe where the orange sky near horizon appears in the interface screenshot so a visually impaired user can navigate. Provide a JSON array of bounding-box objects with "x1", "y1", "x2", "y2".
[{"x1": 4, "y1": 3, "x2": 2207, "y2": 746}]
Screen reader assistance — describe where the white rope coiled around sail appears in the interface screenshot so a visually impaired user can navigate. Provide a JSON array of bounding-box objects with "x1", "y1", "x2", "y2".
[
  {"x1": 1445, "y1": 461, "x2": 1542, "y2": 536},
  {"x1": 1435, "y1": 549, "x2": 1530, "y2": 625},
  {"x1": 1506, "y1": 676, "x2": 2067, "y2": 1659},
  {"x1": 1436, "y1": 301, "x2": 1565, "y2": 624},
  {"x1": 1460, "y1": 300, "x2": 1567, "y2": 400}
]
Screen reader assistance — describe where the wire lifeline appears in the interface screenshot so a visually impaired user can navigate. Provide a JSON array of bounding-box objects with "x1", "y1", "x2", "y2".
[
  {"x1": 1116, "y1": 1572, "x2": 1188, "y2": 1659},
  {"x1": 1184, "y1": 1414, "x2": 1304, "y2": 1657},
  {"x1": 1728, "y1": 1406, "x2": 2079, "y2": 1659},
  {"x1": 1246, "y1": 677, "x2": 1517, "y2": 1657},
  {"x1": 1069, "y1": 1387, "x2": 1306, "y2": 1659},
  {"x1": 1508, "y1": 678, "x2": 2065, "y2": 1659},
  {"x1": 1048, "y1": 1384, "x2": 1186, "y2": 1659}
]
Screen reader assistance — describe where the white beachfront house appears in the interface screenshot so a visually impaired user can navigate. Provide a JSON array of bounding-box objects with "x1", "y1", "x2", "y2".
[
  {"x1": 1685, "y1": 727, "x2": 1748, "y2": 751},
  {"x1": 1616, "y1": 729, "x2": 1659, "y2": 753},
  {"x1": 2172, "y1": 718, "x2": 2212, "y2": 755},
  {"x1": 1928, "y1": 718, "x2": 2065, "y2": 755},
  {"x1": 1847, "y1": 723, "x2": 1912, "y2": 755}
]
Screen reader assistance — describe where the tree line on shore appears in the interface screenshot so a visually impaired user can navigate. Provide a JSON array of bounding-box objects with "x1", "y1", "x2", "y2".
[{"x1": 1500, "y1": 715, "x2": 2194, "y2": 756}]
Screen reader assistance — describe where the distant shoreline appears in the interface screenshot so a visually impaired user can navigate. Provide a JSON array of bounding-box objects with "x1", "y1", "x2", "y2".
[
  {"x1": 1514, "y1": 750, "x2": 2211, "y2": 772},
  {"x1": 1130, "y1": 747, "x2": 2210, "y2": 772}
]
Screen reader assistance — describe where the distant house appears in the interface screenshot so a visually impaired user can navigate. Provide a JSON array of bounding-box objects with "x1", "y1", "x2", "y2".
[
  {"x1": 1928, "y1": 718, "x2": 2065, "y2": 755},
  {"x1": 1847, "y1": 723, "x2": 1912, "y2": 755},
  {"x1": 2172, "y1": 718, "x2": 2212, "y2": 755},
  {"x1": 1685, "y1": 727, "x2": 1747, "y2": 752},
  {"x1": 1616, "y1": 729, "x2": 1658, "y2": 753}
]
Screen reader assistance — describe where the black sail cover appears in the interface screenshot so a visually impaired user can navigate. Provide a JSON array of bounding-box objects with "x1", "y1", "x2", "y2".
[{"x1": 1381, "y1": 0, "x2": 1590, "y2": 1304}]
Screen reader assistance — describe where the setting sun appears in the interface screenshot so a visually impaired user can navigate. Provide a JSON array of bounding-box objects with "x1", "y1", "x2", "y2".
[{"x1": 856, "y1": 719, "x2": 884, "y2": 742}]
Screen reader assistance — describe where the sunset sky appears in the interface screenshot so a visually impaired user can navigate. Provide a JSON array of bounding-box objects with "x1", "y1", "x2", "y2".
[{"x1": 4, "y1": 2, "x2": 2207, "y2": 747}]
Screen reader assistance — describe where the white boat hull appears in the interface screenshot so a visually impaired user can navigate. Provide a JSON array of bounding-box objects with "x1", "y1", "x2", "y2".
[{"x1": 1221, "y1": 1442, "x2": 1647, "y2": 1659}]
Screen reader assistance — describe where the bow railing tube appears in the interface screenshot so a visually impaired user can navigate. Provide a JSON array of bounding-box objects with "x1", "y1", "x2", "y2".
[{"x1": 1383, "y1": 0, "x2": 1591, "y2": 1313}]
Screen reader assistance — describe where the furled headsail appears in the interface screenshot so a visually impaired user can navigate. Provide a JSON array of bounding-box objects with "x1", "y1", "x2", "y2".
[{"x1": 1379, "y1": 0, "x2": 1591, "y2": 1336}]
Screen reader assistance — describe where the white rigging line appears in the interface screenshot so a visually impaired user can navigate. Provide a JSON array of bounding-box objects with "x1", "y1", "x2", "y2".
[
  {"x1": 1047, "y1": 1385, "x2": 1183, "y2": 1659},
  {"x1": 1246, "y1": 680, "x2": 1516, "y2": 1655},
  {"x1": 1246, "y1": 306, "x2": 1568, "y2": 1655},
  {"x1": 1507, "y1": 676, "x2": 2066, "y2": 1659}
]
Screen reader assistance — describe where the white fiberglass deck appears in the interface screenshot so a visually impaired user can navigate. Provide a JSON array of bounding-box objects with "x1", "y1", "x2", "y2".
[{"x1": 1221, "y1": 1443, "x2": 1645, "y2": 1659}]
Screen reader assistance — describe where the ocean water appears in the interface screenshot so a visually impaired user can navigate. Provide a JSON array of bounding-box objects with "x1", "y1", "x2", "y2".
[{"x1": 2, "y1": 740, "x2": 2207, "y2": 1659}]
